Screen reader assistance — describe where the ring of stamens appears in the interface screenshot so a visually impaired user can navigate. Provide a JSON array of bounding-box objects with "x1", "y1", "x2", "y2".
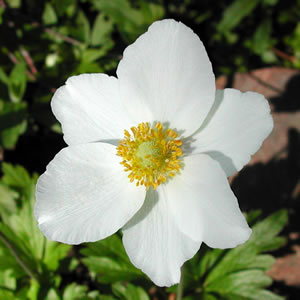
[{"x1": 117, "y1": 122, "x2": 183, "y2": 189}]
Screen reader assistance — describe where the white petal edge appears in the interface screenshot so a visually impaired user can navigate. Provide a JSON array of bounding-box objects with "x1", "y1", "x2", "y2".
[
  {"x1": 51, "y1": 74, "x2": 132, "y2": 146},
  {"x1": 164, "y1": 154, "x2": 252, "y2": 249},
  {"x1": 122, "y1": 188, "x2": 200, "y2": 287},
  {"x1": 117, "y1": 19, "x2": 215, "y2": 137},
  {"x1": 35, "y1": 142, "x2": 145, "y2": 245},
  {"x1": 189, "y1": 88, "x2": 273, "y2": 176}
]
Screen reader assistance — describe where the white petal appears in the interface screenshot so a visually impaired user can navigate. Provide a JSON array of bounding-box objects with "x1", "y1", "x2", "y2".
[
  {"x1": 189, "y1": 89, "x2": 273, "y2": 176},
  {"x1": 51, "y1": 74, "x2": 132, "y2": 146},
  {"x1": 117, "y1": 19, "x2": 215, "y2": 136},
  {"x1": 35, "y1": 143, "x2": 145, "y2": 244},
  {"x1": 164, "y1": 154, "x2": 251, "y2": 249},
  {"x1": 122, "y1": 189, "x2": 200, "y2": 287}
]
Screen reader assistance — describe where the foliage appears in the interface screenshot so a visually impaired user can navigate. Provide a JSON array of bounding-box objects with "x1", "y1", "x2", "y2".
[
  {"x1": 175, "y1": 210, "x2": 287, "y2": 300},
  {"x1": 168, "y1": 0, "x2": 300, "y2": 73},
  {"x1": 81, "y1": 235, "x2": 145, "y2": 284},
  {"x1": 0, "y1": 163, "x2": 288, "y2": 298},
  {"x1": 0, "y1": 0, "x2": 298, "y2": 298},
  {"x1": 0, "y1": 0, "x2": 299, "y2": 151}
]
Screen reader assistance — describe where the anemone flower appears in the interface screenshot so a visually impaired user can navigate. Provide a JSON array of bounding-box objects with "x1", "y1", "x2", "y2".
[{"x1": 35, "y1": 19, "x2": 273, "y2": 287}]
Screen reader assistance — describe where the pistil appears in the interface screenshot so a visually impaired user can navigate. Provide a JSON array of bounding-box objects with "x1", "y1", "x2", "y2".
[{"x1": 117, "y1": 122, "x2": 183, "y2": 189}]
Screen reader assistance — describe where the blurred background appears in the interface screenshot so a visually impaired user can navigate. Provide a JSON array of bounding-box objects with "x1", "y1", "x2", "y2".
[{"x1": 0, "y1": 0, "x2": 299, "y2": 299}]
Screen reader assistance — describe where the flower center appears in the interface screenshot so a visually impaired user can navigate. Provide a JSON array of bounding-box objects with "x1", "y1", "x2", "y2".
[{"x1": 117, "y1": 122, "x2": 183, "y2": 189}]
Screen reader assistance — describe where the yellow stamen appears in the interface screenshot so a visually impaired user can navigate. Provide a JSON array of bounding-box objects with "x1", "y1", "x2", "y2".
[{"x1": 116, "y1": 122, "x2": 183, "y2": 189}]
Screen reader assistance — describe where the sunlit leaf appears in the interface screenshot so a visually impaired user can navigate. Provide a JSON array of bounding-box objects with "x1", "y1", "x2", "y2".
[
  {"x1": 0, "y1": 164, "x2": 71, "y2": 287},
  {"x1": 112, "y1": 282, "x2": 150, "y2": 300},
  {"x1": 1, "y1": 163, "x2": 31, "y2": 191},
  {"x1": 42, "y1": 3, "x2": 58, "y2": 25},
  {"x1": 8, "y1": 63, "x2": 27, "y2": 103},
  {"x1": 62, "y1": 283, "x2": 87, "y2": 299},
  {"x1": 0, "y1": 183, "x2": 18, "y2": 215},
  {"x1": 92, "y1": 0, "x2": 163, "y2": 42},
  {"x1": 7, "y1": 0, "x2": 21, "y2": 8},
  {"x1": 27, "y1": 279, "x2": 60, "y2": 300},
  {"x1": 0, "y1": 269, "x2": 17, "y2": 300},
  {"x1": 71, "y1": 10, "x2": 91, "y2": 43},
  {"x1": 91, "y1": 13, "x2": 114, "y2": 46}
]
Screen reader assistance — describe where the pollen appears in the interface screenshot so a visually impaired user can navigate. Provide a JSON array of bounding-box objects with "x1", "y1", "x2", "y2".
[{"x1": 116, "y1": 122, "x2": 183, "y2": 189}]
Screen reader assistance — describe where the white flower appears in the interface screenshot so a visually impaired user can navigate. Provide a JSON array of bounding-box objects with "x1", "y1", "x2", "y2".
[{"x1": 35, "y1": 19, "x2": 273, "y2": 287}]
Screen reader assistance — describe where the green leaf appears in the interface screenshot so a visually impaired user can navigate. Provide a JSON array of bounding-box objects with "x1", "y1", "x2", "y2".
[
  {"x1": 27, "y1": 279, "x2": 60, "y2": 300},
  {"x1": 205, "y1": 270, "x2": 284, "y2": 299},
  {"x1": 92, "y1": 0, "x2": 163, "y2": 43},
  {"x1": 83, "y1": 49, "x2": 107, "y2": 62},
  {"x1": 252, "y1": 19, "x2": 272, "y2": 53},
  {"x1": 0, "y1": 269, "x2": 17, "y2": 300},
  {"x1": 91, "y1": 13, "x2": 114, "y2": 46},
  {"x1": 93, "y1": 0, "x2": 141, "y2": 42},
  {"x1": 218, "y1": 0, "x2": 260, "y2": 33},
  {"x1": 8, "y1": 62, "x2": 27, "y2": 103},
  {"x1": 81, "y1": 234, "x2": 128, "y2": 261},
  {"x1": 6, "y1": 173, "x2": 69, "y2": 267},
  {"x1": 82, "y1": 256, "x2": 143, "y2": 283},
  {"x1": 246, "y1": 18, "x2": 277, "y2": 63},
  {"x1": 92, "y1": 0, "x2": 139, "y2": 24},
  {"x1": 43, "y1": 241, "x2": 70, "y2": 271},
  {"x1": 42, "y1": 3, "x2": 58, "y2": 25},
  {"x1": 251, "y1": 209, "x2": 288, "y2": 252},
  {"x1": 180, "y1": 210, "x2": 287, "y2": 299},
  {"x1": 206, "y1": 269, "x2": 272, "y2": 294},
  {"x1": 0, "y1": 67, "x2": 8, "y2": 84},
  {"x1": 196, "y1": 248, "x2": 224, "y2": 279},
  {"x1": 0, "y1": 245, "x2": 24, "y2": 275},
  {"x1": 263, "y1": 0, "x2": 278, "y2": 5},
  {"x1": 71, "y1": 10, "x2": 91, "y2": 44},
  {"x1": 112, "y1": 282, "x2": 150, "y2": 300},
  {"x1": 62, "y1": 283, "x2": 88, "y2": 299},
  {"x1": 200, "y1": 294, "x2": 218, "y2": 300},
  {"x1": 0, "y1": 254, "x2": 25, "y2": 278},
  {"x1": 0, "y1": 183, "x2": 18, "y2": 215},
  {"x1": 0, "y1": 164, "x2": 71, "y2": 281},
  {"x1": 7, "y1": 0, "x2": 21, "y2": 8},
  {"x1": 0, "y1": 6, "x2": 4, "y2": 25},
  {"x1": 75, "y1": 48, "x2": 108, "y2": 74},
  {"x1": 81, "y1": 234, "x2": 143, "y2": 283},
  {"x1": 246, "y1": 210, "x2": 262, "y2": 225},
  {"x1": 98, "y1": 295, "x2": 117, "y2": 300},
  {"x1": 247, "y1": 254, "x2": 275, "y2": 269},
  {"x1": 205, "y1": 210, "x2": 287, "y2": 285},
  {"x1": 0, "y1": 101, "x2": 27, "y2": 149},
  {"x1": 52, "y1": 0, "x2": 75, "y2": 17},
  {"x1": 1, "y1": 163, "x2": 32, "y2": 191},
  {"x1": 139, "y1": 2, "x2": 165, "y2": 26}
]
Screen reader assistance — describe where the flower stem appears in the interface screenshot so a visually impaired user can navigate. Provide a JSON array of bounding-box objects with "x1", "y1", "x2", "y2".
[
  {"x1": 0, "y1": 232, "x2": 40, "y2": 282},
  {"x1": 176, "y1": 265, "x2": 185, "y2": 300}
]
